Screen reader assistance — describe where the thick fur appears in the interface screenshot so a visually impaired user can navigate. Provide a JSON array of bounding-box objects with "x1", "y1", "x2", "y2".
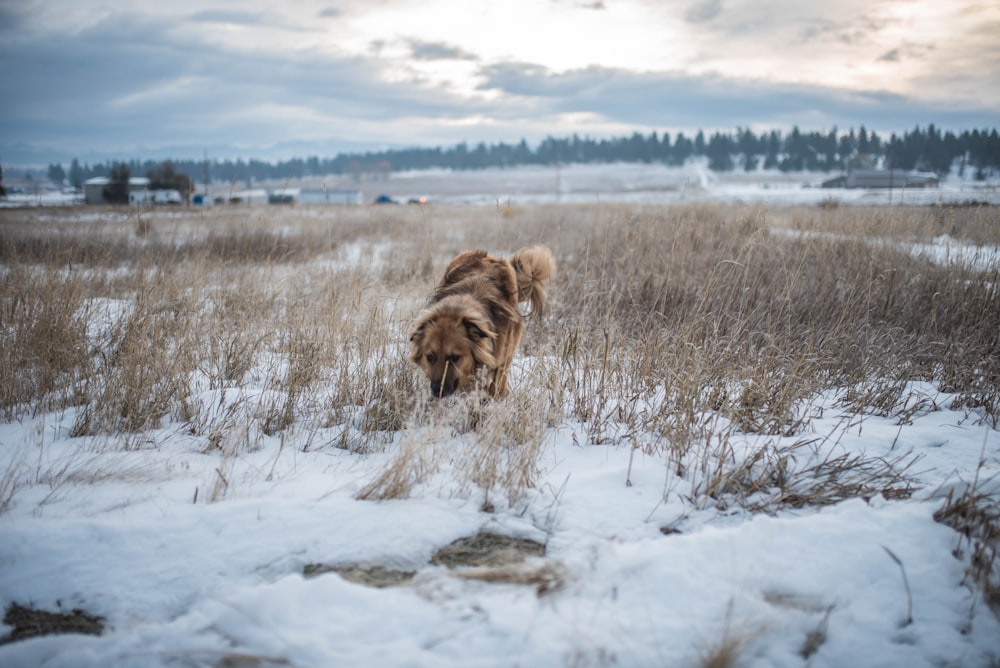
[{"x1": 410, "y1": 246, "x2": 554, "y2": 399}]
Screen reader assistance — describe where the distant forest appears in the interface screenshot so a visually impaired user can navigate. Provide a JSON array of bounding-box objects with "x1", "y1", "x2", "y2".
[{"x1": 44, "y1": 124, "x2": 1000, "y2": 189}]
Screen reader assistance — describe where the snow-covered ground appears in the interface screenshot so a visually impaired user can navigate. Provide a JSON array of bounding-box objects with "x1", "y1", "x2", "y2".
[
  {"x1": 1, "y1": 219, "x2": 999, "y2": 666},
  {"x1": 385, "y1": 161, "x2": 1000, "y2": 207},
  {"x1": 770, "y1": 229, "x2": 1000, "y2": 274},
  {"x1": 0, "y1": 379, "x2": 998, "y2": 667}
]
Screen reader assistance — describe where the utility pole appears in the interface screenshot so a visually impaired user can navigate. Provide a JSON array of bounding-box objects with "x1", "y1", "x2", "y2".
[{"x1": 203, "y1": 149, "x2": 209, "y2": 199}]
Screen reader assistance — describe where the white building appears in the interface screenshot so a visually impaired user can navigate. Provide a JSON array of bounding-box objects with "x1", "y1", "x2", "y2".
[
  {"x1": 129, "y1": 189, "x2": 183, "y2": 205},
  {"x1": 83, "y1": 176, "x2": 151, "y2": 204},
  {"x1": 267, "y1": 188, "x2": 362, "y2": 205}
]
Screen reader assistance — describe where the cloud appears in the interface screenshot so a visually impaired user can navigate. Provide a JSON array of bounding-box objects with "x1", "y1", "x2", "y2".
[
  {"x1": 1, "y1": 0, "x2": 998, "y2": 165},
  {"x1": 0, "y1": 4, "x2": 24, "y2": 32},
  {"x1": 877, "y1": 41, "x2": 937, "y2": 66},
  {"x1": 0, "y1": 12, "x2": 479, "y2": 161},
  {"x1": 794, "y1": 14, "x2": 889, "y2": 46},
  {"x1": 407, "y1": 39, "x2": 478, "y2": 61},
  {"x1": 188, "y1": 9, "x2": 266, "y2": 25},
  {"x1": 475, "y1": 62, "x2": 998, "y2": 134},
  {"x1": 684, "y1": 0, "x2": 723, "y2": 24}
]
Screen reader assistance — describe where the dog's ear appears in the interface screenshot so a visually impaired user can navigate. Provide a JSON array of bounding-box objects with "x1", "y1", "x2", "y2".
[
  {"x1": 409, "y1": 311, "x2": 434, "y2": 343},
  {"x1": 409, "y1": 315, "x2": 432, "y2": 363},
  {"x1": 463, "y1": 316, "x2": 496, "y2": 341},
  {"x1": 463, "y1": 315, "x2": 497, "y2": 368}
]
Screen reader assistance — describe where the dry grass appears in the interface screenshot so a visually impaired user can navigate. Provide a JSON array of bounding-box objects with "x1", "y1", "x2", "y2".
[
  {"x1": 1, "y1": 202, "x2": 998, "y2": 511},
  {"x1": 934, "y1": 430, "x2": 1000, "y2": 627},
  {"x1": 1, "y1": 602, "x2": 104, "y2": 645},
  {"x1": 454, "y1": 562, "x2": 567, "y2": 595},
  {"x1": 936, "y1": 485, "x2": 1000, "y2": 620},
  {"x1": 697, "y1": 601, "x2": 749, "y2": 668}
]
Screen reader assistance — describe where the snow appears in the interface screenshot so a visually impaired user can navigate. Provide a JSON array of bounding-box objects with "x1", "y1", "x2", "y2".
[
  {"x1": 771, "y1": 229, "x2": 1000, "y2": 273},
  {"x1": 6, "y1": 160, "x2": 999, "y2": 209},
  {"x1": 1, "y1": 375, "x2": 998, "y2": 666},
  {"x1": 378, "y1": 161, "x2": 1000, "y2": 207},
  {"x1": 1, "y1": 191, "x2": 999, "y2": 666}
]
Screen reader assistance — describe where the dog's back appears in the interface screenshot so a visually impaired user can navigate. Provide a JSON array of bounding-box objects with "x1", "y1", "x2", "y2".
[
  {"x1": 432, "y1": 245, "x2": 555, "y2": 317},
  {"x1": 433, "y1": 250, "x2": 519, "y2": 308}
]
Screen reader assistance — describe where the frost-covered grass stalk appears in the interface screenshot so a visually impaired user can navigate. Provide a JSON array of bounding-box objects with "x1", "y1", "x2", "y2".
[{"x1": 1, "y1": 203, "x2": 998, "y2": 521}]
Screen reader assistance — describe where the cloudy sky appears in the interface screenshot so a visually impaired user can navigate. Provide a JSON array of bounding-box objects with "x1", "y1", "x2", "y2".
[{"x1": 1, "y1": 0, "x2": 998, "y2": 165}]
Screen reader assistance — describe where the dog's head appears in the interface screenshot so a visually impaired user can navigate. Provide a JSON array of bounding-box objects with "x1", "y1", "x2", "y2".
[{"x1": 409, "y1": 300, "x2": 497, "y2": 398}]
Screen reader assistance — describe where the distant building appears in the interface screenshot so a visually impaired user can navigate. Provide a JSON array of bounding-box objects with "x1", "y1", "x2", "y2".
[
  {"x1": 268, "y1": 188, "x2": 299, "y2": 204},
  {"x1": 225, "y1": 189, "x2": 269, "y2": 205},
  {"x1": 83, "y1": 176, "x2": 151, "y2": 204},
  {"x1": 267, "y1": 188, "x2": 362, "y2": 205},
  {"x1": 822, "y1": 169, "x2": 938, "y2": 189},
  {"x1": 129, "y1": 189, "x2": 182, "y2": 205}
]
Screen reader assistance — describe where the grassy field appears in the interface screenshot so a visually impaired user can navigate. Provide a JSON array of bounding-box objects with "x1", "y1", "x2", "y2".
[
  {"x1": 3, "y1": 203, "x2": 999, "y2": 493},
  {"x1": 1, "y1": 201, "x2": 999, "y2": 663},
  {"x1": 3, "y1": 203, "x2": 998, "y2": 436}
]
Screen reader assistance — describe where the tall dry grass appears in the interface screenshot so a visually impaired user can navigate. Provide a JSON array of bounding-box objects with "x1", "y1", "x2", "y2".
[{"x1": 1, "y1": 202, "x2": 997, "y2": 515}]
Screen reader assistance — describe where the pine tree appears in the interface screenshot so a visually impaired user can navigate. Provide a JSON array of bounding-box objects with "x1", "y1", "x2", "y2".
[
  {"x1": 694, "y1": 131, "x2": 706, "y2": 155},
  {"x1": 103, "y1": 163, "x2": 130, "y2": 204},
  {"x1": 47, "y1": 163, "x2": 66, "y2": 186},
  {"x1": 147, "y1": 160, "x2": 192, "y2": 201},
  {"x1": 69, "y1": 159, "x2": 84, "y2": 189}
]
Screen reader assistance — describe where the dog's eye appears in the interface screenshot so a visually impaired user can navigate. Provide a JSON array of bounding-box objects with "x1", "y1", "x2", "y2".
[
  {"x1": 426, "y1": 353, "x2": 436, "y2": 364},
  {"x1": 448, "y1": 354, "x2": 460, "y2": 364}
]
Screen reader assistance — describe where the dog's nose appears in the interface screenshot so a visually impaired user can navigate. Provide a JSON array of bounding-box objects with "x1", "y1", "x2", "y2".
[{"x1": 431, "y1": 381, "x2": 454, "y2": 398}]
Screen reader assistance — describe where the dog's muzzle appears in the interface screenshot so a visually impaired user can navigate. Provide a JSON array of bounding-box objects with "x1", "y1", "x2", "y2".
[{"x1": 430, "y1": 378, "x2": 458, "y2": 398}]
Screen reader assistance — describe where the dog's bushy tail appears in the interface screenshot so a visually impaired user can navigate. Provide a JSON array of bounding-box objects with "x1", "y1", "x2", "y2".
[{"x1": 511, "y1": 245, "x2": 555, "y2": 316}]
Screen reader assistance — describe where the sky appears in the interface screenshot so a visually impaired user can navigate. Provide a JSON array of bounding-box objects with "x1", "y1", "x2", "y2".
[{"x1": 1, "y1": 0, "x2": 999, "y2": 166}]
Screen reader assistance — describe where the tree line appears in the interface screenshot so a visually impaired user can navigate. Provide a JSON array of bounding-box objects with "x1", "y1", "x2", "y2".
[{"x1": 44, "y1": 124, "x2": 1000, "y2": 191}]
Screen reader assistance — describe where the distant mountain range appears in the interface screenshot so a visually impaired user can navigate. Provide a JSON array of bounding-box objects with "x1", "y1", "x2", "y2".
[{"x1": 0, "y1": 137, "x2": 403, "y2": 170}]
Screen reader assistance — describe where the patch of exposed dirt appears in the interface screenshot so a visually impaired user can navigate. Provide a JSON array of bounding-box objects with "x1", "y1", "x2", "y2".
[
  {"x1": 303, "y1": 563, "x2": 416, "y2": 588},
  {"x1": 431, "y1": 532, "x2": 546, "y2": 568},
  {"x1": 1, "y1": 603, "x2": 104, "y2": 645},
  {"x1": 454, "y1": 562, "x2": 567, "y2": 595},
  {"x1": 305, "y1": 533, "x2": 555, "y2": 594}
]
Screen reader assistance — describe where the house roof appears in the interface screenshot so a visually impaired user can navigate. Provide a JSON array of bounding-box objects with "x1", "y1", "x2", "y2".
[{"x1": 83, "y1": 177, "x2": 151, "y2": 186}]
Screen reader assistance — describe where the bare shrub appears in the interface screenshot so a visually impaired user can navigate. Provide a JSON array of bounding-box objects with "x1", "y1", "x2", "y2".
[
  {"x1": 355, "y1": 431, "x2": 440, "y2": 501},
  {"x1": 72, "y1": 269, "x2": 198, "y2": 437},
  {"x1": 0, "y1": 267, "x2": 92, "y2": 417},
  {"x1": 934, "y1": 433, "x2": 1000, "y2": 625},
  {"x1": 696, "y1": 601, "x2": 749, "y2": 668},
  {"x1": 458, "y1": 389, "x2": 552, "y2": 507}
]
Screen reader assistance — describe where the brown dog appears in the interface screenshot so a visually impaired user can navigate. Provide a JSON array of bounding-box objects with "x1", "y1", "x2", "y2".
[{"x1": 409, "y1": 246, "x2": 554, "y2": 399}]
